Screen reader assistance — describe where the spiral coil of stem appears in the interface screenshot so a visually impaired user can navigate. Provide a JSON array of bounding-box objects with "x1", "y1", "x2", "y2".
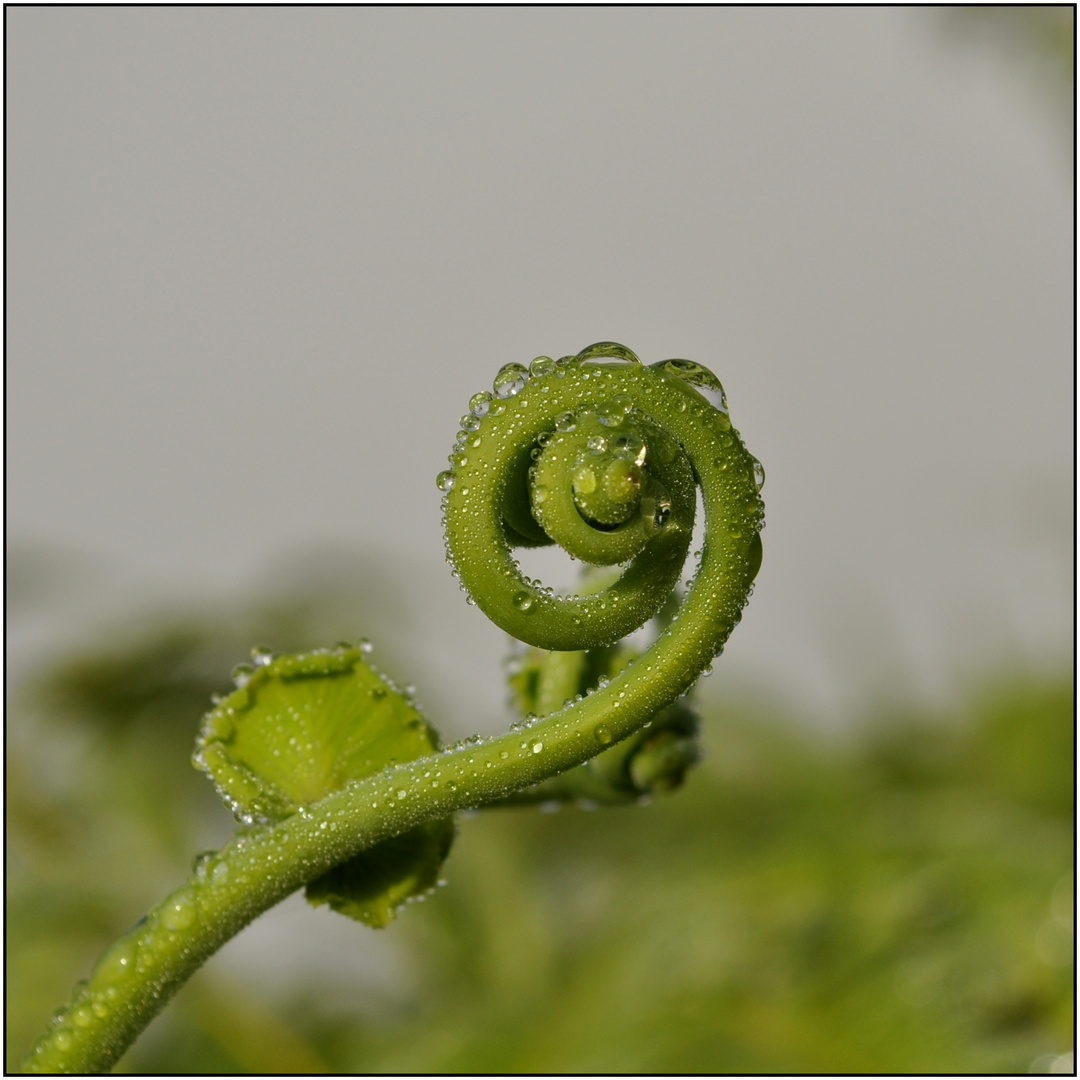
[
  {"x1": 442, "y1": 342, "x2": 762, "y2": 677},
  {"x1": 23, "y1": 343, "x2": 763, "y2": 1074}
]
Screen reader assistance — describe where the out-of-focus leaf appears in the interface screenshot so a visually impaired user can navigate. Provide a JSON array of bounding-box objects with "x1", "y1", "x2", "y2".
[
  {"x1": 35, "y1": 627, "x2": 224, "y2": 735},
  {"x1": 967, "y1": 679, "x2": 1073, "y2": 817},
  {"x1": 8, "y1": 583, "x2": 1072, "y2": 1073}
]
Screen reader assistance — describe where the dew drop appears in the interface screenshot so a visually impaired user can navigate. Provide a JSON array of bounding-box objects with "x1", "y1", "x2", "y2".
[
  {"x1": 612, "y1": 433, "x2": 645, "y2": 464},
  {"x1": 655, "y1": 358, "x2": 727, "y2": 408},
  {"x1": 250, "y1": 645, "x2": 274, "y2": 666},
  {"x1": 597, "y1": 395, "x2": 633, "y2": 427},
  {"x1": 586, "y1": 434, "x2": 607, "y2": 452},
  {"x1": 459, "y1": 414, "x2": 481, "y2": 432},
  {"x1": 512, "y1": 592, "x2": 534, "y2": 611},
  {"x1": 192, "y1": 850, "x2": 216, "y2": 878},
  {"x1": 469, "y1": 391, "x2": 492, "y2": 417},
  {"x1": 93, "y1": 940, "x2": 137, "y2": 985},
  {"x1": 594, "y1": 725, "x2": 614, "y2": 745},
  {"x1": 160, "y1": 891, "x2": 197, "y2": 930},
  {"x1": 436, "y1": 470, "x2": 455, "y2": 492},
  {"x1": 493, "y1": 363, "x2": 529, "y2": 398},
  {"x1": 751, "y1": 457, "x2": 765, "y2": 492},
  {"x1": 572, "y1": 465, "x2": 598, "y2": 495},
  {"x1": 555, "y1": 411, "x2": 577, "y2": 432},
  {"x1": 532, "y1": 741, "x2": 543, "y2": 754},
  {"x1": 231, "y1": 663, "x2": 255, "y2": 688},
  {"x1": 529, "y1": 356, "x2": 556, "y2": 377}
]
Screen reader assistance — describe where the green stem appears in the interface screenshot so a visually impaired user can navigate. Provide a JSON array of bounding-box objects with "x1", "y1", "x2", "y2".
[
  {"x1": 24, "y1": 630, "x2": 705, "y2": 1073},
  {"x1": 24, "y1": 346, "x2": 763, "y2": 1073}
]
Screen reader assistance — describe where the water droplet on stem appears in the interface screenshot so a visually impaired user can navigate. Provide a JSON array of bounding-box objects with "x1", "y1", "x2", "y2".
[{"x1": 493, "y1": 363, "x2": 529, "y2": 398}]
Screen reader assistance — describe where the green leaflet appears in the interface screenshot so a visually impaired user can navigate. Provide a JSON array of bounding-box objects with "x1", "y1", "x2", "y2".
[{"x1": 193, "y1": 644, "x2": 453, "y2": 927}]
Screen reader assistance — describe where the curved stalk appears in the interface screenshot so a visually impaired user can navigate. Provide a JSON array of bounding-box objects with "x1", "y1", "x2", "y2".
[{"x1": 24, "y1": 344, "x2": 763, "y2": 1073}]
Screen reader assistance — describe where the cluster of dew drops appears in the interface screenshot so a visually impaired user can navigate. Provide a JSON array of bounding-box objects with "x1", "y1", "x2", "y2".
[
  {"x1": 436, "y1": 351, "x2": 763, "y2": 506},
  {"x1": 437, "y1": 355, "x2": 574, "y2": 607},
  {"x1": 433, "y1": 350, "x2": 765, "y2": 685},
  {"x1": 436, "y1": 352, "x2": 764, "y2": 618},
  {"x1": 193, "y1": 638, "x2": 431, "y2": 832},
  {"x1": 436, "y1": 355, "x2": 557, "y2": 496},
  {"x1": 434, "y1": 349, "x2": 764, "y2": 565},
  {"x1": 215, "y1": 638, "x2": 417, "y2": 707},
  {"x1": 436, "y1": 353, "x2": 653, "y2": 608}
]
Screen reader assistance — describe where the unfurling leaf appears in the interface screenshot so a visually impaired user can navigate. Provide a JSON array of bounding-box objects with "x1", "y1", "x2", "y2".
[{"x1": 193, "y1": 644, "x2": 453, "y2": 926}]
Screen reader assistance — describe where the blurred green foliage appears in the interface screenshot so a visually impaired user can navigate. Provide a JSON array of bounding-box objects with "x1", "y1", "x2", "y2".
[
  {"x1": 944, "y1": 5, "x2": 1074, "y2": 84},
  {"x1": 8, "y1": 9, "x2": 1074, "y2": 1072},
  {"x1": 7, "y1": 587, "x2": 1072, "y2": 1073}
]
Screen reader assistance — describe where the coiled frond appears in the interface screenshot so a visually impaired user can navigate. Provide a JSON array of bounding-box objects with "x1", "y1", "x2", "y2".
[{"x1": 441, "y1": 343, "x2": 763, "y2": 711}]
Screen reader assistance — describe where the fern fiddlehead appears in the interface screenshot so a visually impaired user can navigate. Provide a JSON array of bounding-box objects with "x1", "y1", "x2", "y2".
[
  {"x1": 23, "y1": 343, "x2": 762, "y2": 1073},
  {"x1": 442, "y1": 342, "x2": 763, "y2": 749}
]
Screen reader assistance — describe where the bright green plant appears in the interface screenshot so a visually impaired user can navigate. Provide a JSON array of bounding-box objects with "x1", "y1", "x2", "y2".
[{"x1": 22, "y1": 343, "x2": 764, "y2": 1073}]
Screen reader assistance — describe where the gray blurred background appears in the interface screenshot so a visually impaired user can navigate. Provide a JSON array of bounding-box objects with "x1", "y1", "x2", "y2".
[
  {"x1": 8, "y1": 7, "x2": 1071, "y2": 727},
  {"x1": 6, "y1": 9, "x2": 1074, "y2": 1070}
]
